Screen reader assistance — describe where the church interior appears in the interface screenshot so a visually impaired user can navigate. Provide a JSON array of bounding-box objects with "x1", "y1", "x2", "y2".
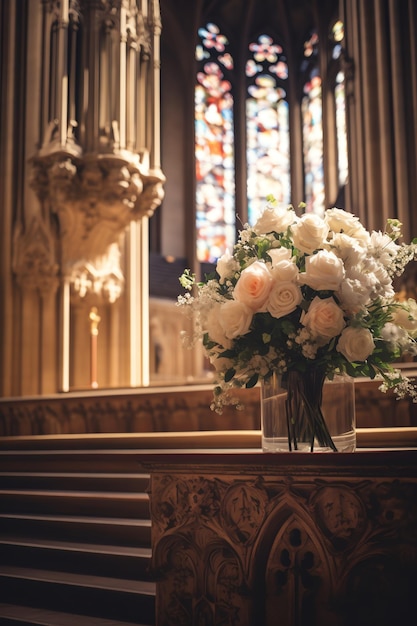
[{"x1": 1, "y1": 1, "x2": 417, "y2": 624}]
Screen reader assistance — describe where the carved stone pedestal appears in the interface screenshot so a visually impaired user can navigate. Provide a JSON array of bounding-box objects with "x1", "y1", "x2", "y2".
[{"x1": 139, "y1": 449, "x2": 417, "y2": 626}]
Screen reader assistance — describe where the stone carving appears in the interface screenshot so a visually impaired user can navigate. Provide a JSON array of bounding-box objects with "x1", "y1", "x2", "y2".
[
  {"x1": 0, "y1": 386, "x2": 261, "y2": 436},
  {"x1": 70, "y1": 242, "x2": 125, "y2": 304},
  {"x1": 12, "y1": 216, "x2": 59, "y2": 296},
  {"x1": 27, "y1": 151, "x2": 165, "y2": 301},
  {"x1": 16, "y1": 0, "x2": 165, "y2": 302},
  {"x1": 148, "y1": 468, "x2": 417, "y2": 626},
  {"x1": 310, "y1": 485, "x2": 366, "y2": 550},
  {"x1": 222, "y1": 480, "x2": 268, "y2": 546}
]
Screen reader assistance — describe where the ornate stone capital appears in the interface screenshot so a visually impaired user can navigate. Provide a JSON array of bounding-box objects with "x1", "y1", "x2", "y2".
[{"x1": 28, "y1": 149, "x2": 165, "y2": 301}]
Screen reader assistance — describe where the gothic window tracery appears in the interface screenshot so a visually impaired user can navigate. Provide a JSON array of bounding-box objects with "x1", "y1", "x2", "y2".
[{"x1": 194, "y1": 15, "x2": 348, "y2": 263}]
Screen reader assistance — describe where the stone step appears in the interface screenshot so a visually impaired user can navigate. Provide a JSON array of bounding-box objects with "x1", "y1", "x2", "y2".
[
  {"x1": 0, "y1": 513, "x2": 152, "y2": 547},
  {"x1": 0, "y1": 566, "x2": 156, "y2": 624},
  {"x1": 0, "y1": 449, "x2": 148, "y2": 474},
  {"x1": 0, "y1": 472, "x2": 150, "y2": 493},
  {"x1": 0, "y1": 537, "x2": 153, "y2": 581},
  {"x1": 0, "y1": 489, "x2": 150, "y2": 519},
  {"x1": 0, "y1": 603, "x2": 150, "y2": 626}
]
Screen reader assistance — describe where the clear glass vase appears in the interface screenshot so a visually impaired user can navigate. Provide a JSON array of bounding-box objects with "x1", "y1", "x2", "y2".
[{"x1": 261, "y1": 369, "x2": 356, "y2": 452}]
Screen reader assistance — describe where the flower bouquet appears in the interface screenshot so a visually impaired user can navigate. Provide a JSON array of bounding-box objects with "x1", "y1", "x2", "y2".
[{"x1": 178, "y1": 199, "x2": 417, "y2": 451}]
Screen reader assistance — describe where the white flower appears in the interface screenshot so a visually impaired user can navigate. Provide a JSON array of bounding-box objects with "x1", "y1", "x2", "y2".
[
  {"x1": 327, "y1": 232, "x2": 367, "y2": 269},
  {"x1": 336, "y1": 326, "x2": 375, "y2": 361},
  {"x1": 337, "y1": 275, "x2": 372, "y2": 311},
  {"x1": 301, "y1": 296, "x2": 345, "y2": 345},
  {"x1": 392, "y1": 299, "x2": 417, "y2": 337},
  {"x1": 233, "y1": 260, "x2": 273, "y2": 310},
  {"x1": 219, "y1": 299, "x2": 253, "y2": 340},
  {"x1": 266, "y1": 281, "x2": 303, "y2": 318},
  {"x1": 205, "y1": 304, "x2": 232, "y2": 348},
  {"x1": 178, "y1": 197, "x2": 417, "y2": 412},
  {"x1": 253, "y1": 205, "x2": 296, "y2": 235},
  {"x1": 380, "y1": 322, "x2": 410, "y2": 350},
  {"x1": 267, "y1": 246, "x2": 293, "y2": 266},
  {"x1": 270, "y1": 259, "x2": 299, "y2": 282},
  {"x1": 216, "y1": 249, "x2": 239, "y2": 284},
  {"x1": 325, "y1": 208, "x2": 370, "y2": 244},
  {"x1": 299, "y1": 250, "x2": 345, "y2": 291},
  {"x1": 291, "y1": 213, "x2": 329, "y2": 254},
  {"x1": 368, "y1": 230, "x2": 400, "y2": 267},
  {"x1": 366, "y1": 261, "x2": 395, "y2": 300}
]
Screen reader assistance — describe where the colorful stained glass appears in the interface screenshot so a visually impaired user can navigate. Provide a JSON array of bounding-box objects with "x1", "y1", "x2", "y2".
[
  {"x1": 195, "y1": 24, "x2": 235, "y2": 263},
  {"x1": 335, "y1": 71, "x2": 348, "y2": 187},
  {"x1": 332, "y1": 22, "x2": 348, "y2": 189},
  {"x1": 301, "y1": 32, "x2": 324, "y2": 215},
  {"x1": 246, "y1": 35, "x2": 290, "y2": 224}
]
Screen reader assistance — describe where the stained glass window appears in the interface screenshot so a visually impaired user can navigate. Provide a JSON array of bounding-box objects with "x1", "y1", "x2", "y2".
[
  {"x1": 194, "y1": 21, "x2": 347, "y2": 259},
  {"x1": 301, "y1": 32, "x2": 324, "y2": 215},
  {"x1": 335, "y1": 71, "x2": 348, "y2": 187},
  {"x1": 332, "y1": 21, "x2": 348, "y2": 189},
  {"x1": 195, "y1": 23, "x2": 235, "y2": 263},
  {"x1": 246, "y1": 35, "x2": 290, "y2": 225}
]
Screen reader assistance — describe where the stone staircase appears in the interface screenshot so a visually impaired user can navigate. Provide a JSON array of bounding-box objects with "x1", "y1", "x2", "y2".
[{"x1": 0, "y1": 436, "x2": 155, "y2": 625}]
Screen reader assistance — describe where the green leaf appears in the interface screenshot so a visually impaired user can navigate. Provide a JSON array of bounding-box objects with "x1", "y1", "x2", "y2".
[
  {"x1": 246, "y1": 373, "x2": 259, "y2": 388},
  {"x1": 224, "y1": 368, "x2": 236, "y2": 382}
]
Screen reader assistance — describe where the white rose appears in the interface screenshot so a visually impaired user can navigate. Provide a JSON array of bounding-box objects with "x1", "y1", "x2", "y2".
[
  {"x1": 266, "y1": 281, "x2": 302, "y2": 318},
  {"x1": 267, "y1": 247, "x2": 292, "y2": 266},
  {"x1": 336, "y1": 326, "x2": 375, "y2": 361},
  {"x1": 205, "y1": 304, "x2": 232, "y2": 348},
  {"x1": 291, "y1": 213, "x2": 329, "y2": 254},
  {"x1": 219, "y1": 299, "x2": 253, "y2": 339},
  {"x1": 271, "y1": 259, "x2": 299, "y2": 282},
  {"x1": 392, "y1": 299, "x2": 417, "y2": 337},
  {"x1": 253, "y1": 205, "x2": 296, "y2": 235},
  {"x1": 301, "y1": 296, "x2": 345, "y2": 344},
  {"x1": 233, "y1": 260, "x2": 273, "y2": 310},
  {"x1": 299, "y1": 250, "x2": 345, "y2": 291},
  {"x1": 216, "y1": 249, "x2": 239, "y2": 284},
  {"x1": 325, "y1": 208, "x2": 370, "y2": 245}
]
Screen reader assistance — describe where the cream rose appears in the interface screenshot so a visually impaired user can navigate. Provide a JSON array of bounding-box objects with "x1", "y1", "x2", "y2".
[
  {"x1": 299, "y1": 250, "x2": 345, "y2": 291},
  {"x1": 336, "y1": 326, "x2": 375, "y2": 361},
  {"x1": 219, "y1": 299, "x2": 253, "y2": 339},
  {"x1": 267, "y1": 281, "x2": 302, "y2": 318},
  {"x1": 291, "y1": 213, "x2": 329, "y2": 254},
  {"x1": 392, "y1": 299, "x2": 417, "y2": 337},
  {"x1": 267, "y1": 246, "x2": 292, "y2": 266},
  {"x1": 253, "y1": 205, "x2": 296, "y2": 235},
  {"x1": 233, "y1": 260, "x2": 273, "y2": 310},
  {"x1": 325, "y1": 208, "x2": 370, "y2": 245},
  {"x1": 216, "y1": 249, "x2": 239, "y2": 284},
  {"x1": 271, "y1": 259, "x2": 299, "y2": 282},
  {"x1": 205, "y1": 304, "x2": 232, "y2": 348},
  {"x1": 302, "y1": 296, "x2": 345, "y2": 344}
]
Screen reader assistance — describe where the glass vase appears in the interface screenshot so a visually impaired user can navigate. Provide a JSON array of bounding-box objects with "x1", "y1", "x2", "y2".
[{"x1": 260, "y1": 369, "x2": 356, "y2": 452}]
